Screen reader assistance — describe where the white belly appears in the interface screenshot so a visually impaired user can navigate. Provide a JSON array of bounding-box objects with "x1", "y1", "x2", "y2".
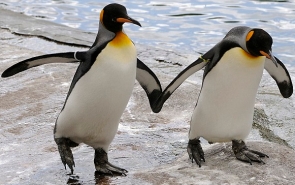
[
  {"x1": 189, "y1": 48, "x2": 265, "y2": 142},
  {"x1": 55, "y1": 43, "x2": 136, "y2": 151}
]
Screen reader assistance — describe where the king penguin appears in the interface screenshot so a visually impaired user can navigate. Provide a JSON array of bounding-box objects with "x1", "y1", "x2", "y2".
[
  {"x1": 1, "y1": 3, "x2": 162, "y2": 175},
  {"x1": 152, "y1": 26, "x2": 293, "y2": 166}
]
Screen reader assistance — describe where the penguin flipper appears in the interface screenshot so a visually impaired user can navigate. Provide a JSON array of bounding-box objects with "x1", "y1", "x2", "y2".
[
  {"x1": 264, "y1": 57, "x2": 293, "y2": 98},
  {"x1": 151, "y1": 58, "x2": 207, "y2": 113},
  {"x1": 151, "y1": 48, "x2": 217, "y2": 113},
  {"x1": 1, "y1": 52, "x2": 86, "y2": 78},
  {"x1": 136, "y1": 58, "x2": 162, "y2": 109}
]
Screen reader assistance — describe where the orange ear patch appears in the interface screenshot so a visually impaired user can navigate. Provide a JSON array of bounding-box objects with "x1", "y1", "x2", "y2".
[
  {"x1": 246, "y1": 30, "x2": 254, "y2": 41},
  {"x1": 100, "y1": 10, "x2": 104, "y2": 22}
]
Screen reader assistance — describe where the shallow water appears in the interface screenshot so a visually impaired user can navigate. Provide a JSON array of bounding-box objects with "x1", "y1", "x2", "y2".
[{"x1": 1, "y1": 0, "x2": 295, "y2": 65}]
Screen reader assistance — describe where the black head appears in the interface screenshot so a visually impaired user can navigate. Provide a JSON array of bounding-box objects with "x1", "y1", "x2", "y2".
[
  {"x1": 246, "y1": 28, "x2": 272, "y2": 56},
  {"x1": 100, "y1": 3, "x2": 141, "y2": 33},
  {"x1": 246, "y1": 28, "x2": 278, "y2": 66}
]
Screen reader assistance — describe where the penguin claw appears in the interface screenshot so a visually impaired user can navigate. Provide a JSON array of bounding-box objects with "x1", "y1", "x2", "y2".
[
  {"x1": 94, "y1": 148, "x2": 128, "y2": 176},
  {"x1": 232, "y1": 140, "x2": 268, "y2": 165},
  {"x1": 95, "y1": 162, "x2": 128, "y2": 176},
  {"x1": 55, "y1": 138, "x2": 75, "y2": 174},
  {"x1": 248, "y1": 149, "x2": 269, "y2": 158},
  {"x1": 187, "y1": 139, "x2": 205, "y2": 167}
]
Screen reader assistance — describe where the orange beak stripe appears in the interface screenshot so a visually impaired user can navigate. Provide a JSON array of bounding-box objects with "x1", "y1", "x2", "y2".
[
  {"x1": 260, "y1": 50, "x2": 270, "y2": 59},
  {"x1": 116, "y1": 18, "x2": 133, "y2": 23}
]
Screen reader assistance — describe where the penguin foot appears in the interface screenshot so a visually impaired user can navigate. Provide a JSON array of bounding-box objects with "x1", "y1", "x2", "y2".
[
  {"x1": 187, "y1": 138, "x2": 205, "y2": 167},
  {"x1": 55, "y1": 138, "x2": 76, "y2": 174},
  {"x1": 232, "y1": 140, "x2": 269, "y2": 165},
  {"x1": 94, "y1": 148, "x2": 128, "y2": 176}
]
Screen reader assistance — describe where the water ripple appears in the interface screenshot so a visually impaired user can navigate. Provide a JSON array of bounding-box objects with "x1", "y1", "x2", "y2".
[{"x1": 0, "y1": 0, "x2": 295, "y2": 65}]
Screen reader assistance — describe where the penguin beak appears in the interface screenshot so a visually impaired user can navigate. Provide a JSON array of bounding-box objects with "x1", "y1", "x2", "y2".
[
  {"x1": 260, "y1": 50, "x2": 278, "y2": 67},
  {"x1": 116, "y1": 16, "x2": 141, "y2": 27}
]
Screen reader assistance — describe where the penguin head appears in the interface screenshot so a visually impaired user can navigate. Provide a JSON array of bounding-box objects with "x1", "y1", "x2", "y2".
[
  {"x1": 245, "y1": 28, "x2": 278, "y2": 66},
  {"x1": 100, "y1": 3, "x2": 141, "y2": 33}
]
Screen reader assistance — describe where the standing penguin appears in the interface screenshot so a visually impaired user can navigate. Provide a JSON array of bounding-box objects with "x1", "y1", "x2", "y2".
[
  {"x1": 2, "y1": 3, "x2": 162, "y2": 175},
  {"x1": 152, "y1": 26, "x2": 293, "y2": 166}
]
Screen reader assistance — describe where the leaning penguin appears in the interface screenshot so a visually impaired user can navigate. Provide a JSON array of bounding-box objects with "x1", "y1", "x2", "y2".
[
  {"x1": 152, "y1": 26, "x2": 293, "y2": 166},
  {"x1": 2, "y1": 3, "x2": 162, "y2": 175}
]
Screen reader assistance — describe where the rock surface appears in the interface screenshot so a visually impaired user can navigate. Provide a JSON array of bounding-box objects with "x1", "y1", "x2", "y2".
[
  {"x1": 0, "y1": 8, "x2": 294, "y2": 185},
  {"x1": 135, "y1": 141, "x2": 295, "y2": 185}
]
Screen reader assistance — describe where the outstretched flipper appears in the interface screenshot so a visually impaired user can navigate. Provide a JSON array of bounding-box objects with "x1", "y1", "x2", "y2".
[
  {"x1": 264, "y1": 56, "x2": 293, "y2": 98},
  {"x1": 1, "y1": 51, "x2": 87, "y2": 78},
  {"x1": 136, "y1": 58, "x2": 162, "y2": 109},
  {"x1": 1, "y1": 21, "x2": 115, "y2": 79},
  {"x1": 151, "y1": 46, "x2": 219, "y2": 113}
]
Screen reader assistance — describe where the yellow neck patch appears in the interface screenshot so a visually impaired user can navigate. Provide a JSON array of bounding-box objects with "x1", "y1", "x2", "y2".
[
  {"x1": 240, "y1": 48, "x2": 258, "y2": 59},
  {"x1": 109, "y1": 31, "x2": 133, "y2": 47},
  {"x1": 239, "y1": 48, "x2": 265, "y2": 67}
]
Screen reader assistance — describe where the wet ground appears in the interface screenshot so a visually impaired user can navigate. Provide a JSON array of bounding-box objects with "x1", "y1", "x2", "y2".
[
  {"x1": 0, "y1": 27, "x2": 197, "y2": 184},
  {"x1": 0, "y1": 8, "x2": 294, "y2": 185}
]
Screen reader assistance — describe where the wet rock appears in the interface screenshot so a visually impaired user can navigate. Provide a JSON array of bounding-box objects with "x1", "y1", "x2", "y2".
[
  {"x1": 253, "y1": 107, "x2": 292, "y2": 148},
  {"x1": 0, "y1": 8, "x2": 93, "y2": 47},
  {"x1": 0, "y1": 8, "x2": 294, "y2": 185},
  {"x1": 134, "y1": 141, "x2": 295, "y2": 185},
  {"x1": 255, "y1": 72, "x2": 295, "y2": 149}
]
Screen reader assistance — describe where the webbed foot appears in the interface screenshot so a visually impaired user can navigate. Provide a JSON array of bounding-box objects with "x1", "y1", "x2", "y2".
[
  {"x1": 94, "y1": 148, "x2": 128, "y2": 176},
  {"x1": 55, "y1": 137, "x2": 77, "y2": 174},
  {"x1": 232, "y1": 140, "x2": 269, "y2": 165},
  {"x1": 187, "y1": 138, "x2": 205, "y2": 167}
]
